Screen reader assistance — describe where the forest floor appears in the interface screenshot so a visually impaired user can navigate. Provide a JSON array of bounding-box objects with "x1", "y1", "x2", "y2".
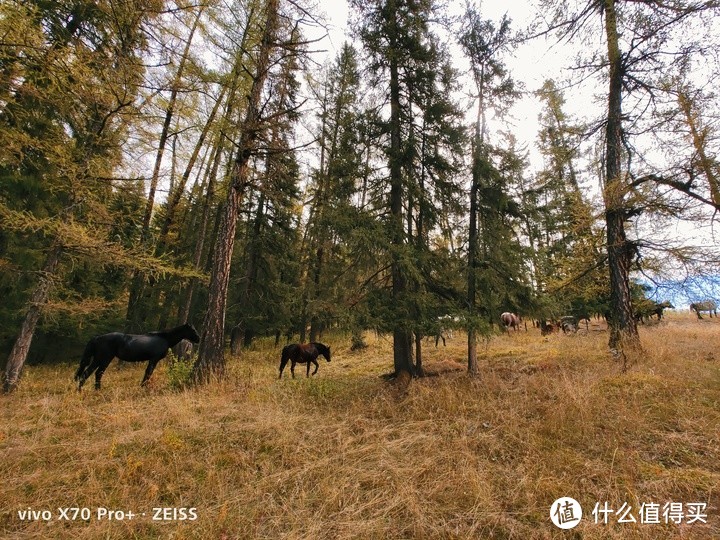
[{"x1": 1, "y1": 312, "x2": 719, "y2": 539}]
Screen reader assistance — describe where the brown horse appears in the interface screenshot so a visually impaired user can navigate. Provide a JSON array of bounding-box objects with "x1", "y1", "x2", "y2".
[{"x1": 278, "y1": 342, "x2": 331, "y2": 379}]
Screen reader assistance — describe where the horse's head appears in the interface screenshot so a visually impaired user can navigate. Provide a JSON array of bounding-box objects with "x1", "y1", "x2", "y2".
[
  {"x1": 183, "y1": 323, "x2": 201, "y2": 343},
  {"x1": 319, "y1": 343, "x2": 331, "y2": 362}
]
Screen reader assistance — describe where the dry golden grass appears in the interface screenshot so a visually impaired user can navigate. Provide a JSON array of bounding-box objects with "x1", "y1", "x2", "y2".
[{"x1": 1, "y1": 312, "x2": 719, "y2": 539}]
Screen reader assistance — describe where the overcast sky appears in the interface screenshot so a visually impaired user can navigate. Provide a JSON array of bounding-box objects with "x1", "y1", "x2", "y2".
[
  {"x1": 308, "y1": 0, "x2": 598, "y2": 173},
  {"x1": 304, "y1": 2, "x2": 720, "y2": 304}
]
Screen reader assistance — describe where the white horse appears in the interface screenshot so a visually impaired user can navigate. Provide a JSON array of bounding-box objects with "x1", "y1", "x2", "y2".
[{"x1": 500, "y1": 312, "x2": 521, "y2": 333}]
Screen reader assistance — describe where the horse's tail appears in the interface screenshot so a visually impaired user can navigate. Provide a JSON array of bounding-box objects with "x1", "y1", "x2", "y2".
[
  {"x1": 280, "y1": 344, "x2": 291, "y2": 364},
  {"x1": 75, "y1": 338, "x2": 96, "y2": 381}
]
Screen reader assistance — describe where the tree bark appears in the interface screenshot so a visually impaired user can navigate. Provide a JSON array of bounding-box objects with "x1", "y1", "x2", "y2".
[
  {"x1": 467, "y1": 167, "x2": 479, "y2": 376},
  {"x1": 192, "y1": 0, "x2": 280, "y2": 384},
  {"x1": 178, "y1": 58, "x2": 244, "y2": 325},
  {"x1": 603, "y1": 0, "x2": 640, "y2": 363},
  {"x1": 467, "y1": 72, "x2": 485, "y2": 377},
  {"x1": 3, "y1": 244, "x2": 62, "y2": 392},
  {"x1": 388, "y1": 0, "x2": 414, "y2": 378}
]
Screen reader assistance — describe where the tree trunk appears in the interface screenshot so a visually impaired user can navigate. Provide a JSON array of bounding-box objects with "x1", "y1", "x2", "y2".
[
  {"x1": 414, "y1": 332, "x2": 423, "y2": 375},
  {"x1": 3, "y1": 244, "x2": 62, "y2": 392},
  {"x1": 232, "y1": 190, "x2": 266, "y2": 351},
  {"x1": 308, "y1": 246, "x2": 324, "y2": 342},
  {"x1": 192, "y1": 0, "x2": 280, "y2": 384},
  {"x1": 467, "y1": 82, "x2": 485, "y2": 377},
  {"x1": 178, "y1": 62, "x2": 243, "y2": 325},
  {"x1": 388, "y1": 2, "x2": 414, "y2": 378},
  {"x1": 603, "y1": 0, "x2": 640, "y2": 364},
  {"x1": 678, "y1": 91, "x2": 720, "y2": 207},
  {"x1": 467, "y1": 173, "x2": 479, "y2": 376}
]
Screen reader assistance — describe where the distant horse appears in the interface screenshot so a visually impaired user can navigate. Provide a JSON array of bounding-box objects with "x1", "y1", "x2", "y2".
[
  {"x1": 540, "y1": 320, "x2": 558, "y2": 336},
  {"x1": 634, "y1": 299, "x2": 673, "y2": 324},
  {"x1": 171, "y1": 339, "x2": 194, "y2": 361},
  {"x1": 653, "y1": 301, "x2": 674, "y2": 320},
  {"x1": 279, "y1": 342, "x2": 331, "y2": 379},
  {"x1": 500, "y1": 312, "x2": 521, "y2": 333},
  {"x1": 559, "y1": 315, "x2": 578, "y2": 334},
  {"x1": 433, "y1": 315, "x2": 459, "y2": 347},
  {"x1": 690, "y1": 301, "x2": 717, "y2": 319},
  {"x1": 74, "y1": 323, "x2": 200, "y2": 390}
]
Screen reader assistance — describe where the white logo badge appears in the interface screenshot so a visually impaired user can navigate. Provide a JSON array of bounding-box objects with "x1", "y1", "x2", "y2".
[{"x1": 550, "y1": 497, "x2": 583, "y2": 529}]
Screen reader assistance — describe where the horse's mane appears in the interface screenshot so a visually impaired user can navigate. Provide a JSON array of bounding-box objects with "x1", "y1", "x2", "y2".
[
  {"x1": 310, "y1": 341, "x2": 329, "y2": 353},
  {"x1": 148, "y1": 326, "x2": 182, "y2": 337}
]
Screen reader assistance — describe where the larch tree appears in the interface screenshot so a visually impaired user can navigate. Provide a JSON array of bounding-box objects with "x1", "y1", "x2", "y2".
[
  {"x1": 125, "y1": 3, "x2": 206, "y2": 331},
  {"x1": 229, "y1": 23, "x2": 303, "y2": 352},
  {"x1": 521, "y1": 80, "x2": 601, "y2": 320},
  {"x1": 1, "y1": 0, "x2": 162, "y2": 391},
  {"x1": 537, "y1": 0, "x2": 720, "y2": 366},
  {"x1": 192, "y1": 0, "x2": 314, "y2": 383}
]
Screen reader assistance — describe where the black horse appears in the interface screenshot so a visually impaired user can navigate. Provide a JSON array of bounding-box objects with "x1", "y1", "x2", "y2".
[
  {"x1": 279, "y1": 342, "x2": 331, "y2": 379},
  {"x1": 74, "y1": 323, "x2": 200, "y2": 390}
]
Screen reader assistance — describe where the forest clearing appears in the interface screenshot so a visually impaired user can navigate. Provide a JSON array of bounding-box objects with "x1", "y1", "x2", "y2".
[
  {"x1": 2, "y1": 312, "x2": 719, "y2": 539},
  {"x1": 3, "y1": 1, "x2": 720, "y2": 537}
]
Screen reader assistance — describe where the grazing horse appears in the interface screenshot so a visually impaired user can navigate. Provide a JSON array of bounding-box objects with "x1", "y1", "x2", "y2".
[
  {"x1": 171, "y1": 339, "x2": 195, "y2": 361},
  {"x1": 74, "y1": 323, "x2": 200, "y2": 390},
  {"x1": 690, "y1": 300, "x2": 717, "y2": 319},
  {"x1": 279, "y1": 342, "x2": 331, "y2": 379},
  {"x1": 500, "y1": 312, "x2": 521, "y2": 333},
  {"x1": 540, "y1": 320, "x2": 558, "y2": 336},
  {"x1": 559, "y1": 315, "x2": 578, "y2": 334},
  {"x1": 433, "y1": 315, "x2": 459, "y2": 347},
  {"x1": 653, "y1": 301, "x2": 674, "y2": 320}
]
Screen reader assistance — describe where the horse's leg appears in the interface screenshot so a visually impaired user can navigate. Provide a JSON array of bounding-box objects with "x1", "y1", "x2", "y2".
[
  {"x1": 140, "y1": 359, "x2": 160, "y2": 386},
  {"x1": 290, "y1": 360, "x2": 296, "y2": 379},
  {"x1": 94, "y1": 357, "x2": 114, "y2": 390},
  {"x1": 77, "y1": 365, "x2": 91, "y2": 389},
  {"x1": 306, "y1": 360, "x2": 311, "y2": 377},
  {"x1": 311, "y1": 359, "x2": 319, "y2": 376},
  {"x1": 279, "y1": 357, "x2": 289, "y2": 379},
  {"x1": 78, "y1": 358, "x2": 103, "y2": 390},
  {"x1": 77, "y1": 368, "x2": 93, "y2": 390}
]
